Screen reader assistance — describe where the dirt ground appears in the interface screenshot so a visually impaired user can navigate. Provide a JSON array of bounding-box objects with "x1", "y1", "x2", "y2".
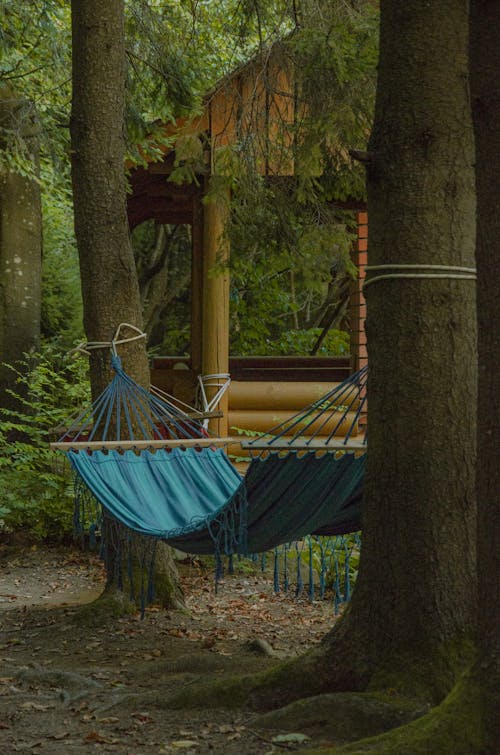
[{"x1": 0, "y1": 544, "x2": 339, "y2": 754}]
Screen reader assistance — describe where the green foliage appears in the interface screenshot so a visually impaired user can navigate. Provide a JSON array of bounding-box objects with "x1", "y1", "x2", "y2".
[
  {"x1": 169, "y1": 134, "x2": 205, "y2": 186},
  {"x1": 267, "y1": 328, "x2": 349, "y2": 356},
  {"x1": 0, "y1": 346, "x2": 90, "y2": 540},
  {"x1": 126, "y1": 1, "x2": 377, "y2": 358},
  {"x1": 228, "y1": 176, "x2": 355, "y2": 355},
  {"x1": 219, "y1": 1, "x2": 377, "y2": 355},
  {"x1": 132, "y1": 220, "x2": 192, "y2": 353},
  {"x1": 41, "y1": 171, "x2": 83, "y2": 345},
  {"x1": 291, "y1": 0, "x2": 378, "y2": 201},
  {"x1": 306, "y1": 534, "x2": 361, "y2": 591},
  {"x1": 0, "y1": 0, "x2": 377, "y2": 360},
  {"x1": 0, "y1": 1, "x2": 72, "y2": 176}
]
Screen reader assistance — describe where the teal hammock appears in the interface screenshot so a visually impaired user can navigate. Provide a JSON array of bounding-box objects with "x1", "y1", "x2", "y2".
[{"x1": 53, "y1": 354, "x2": 366, "y2": 572}]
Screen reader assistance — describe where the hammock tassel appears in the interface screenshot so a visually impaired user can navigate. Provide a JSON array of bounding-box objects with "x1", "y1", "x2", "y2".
[
  {"x1": 273, "y1": 549, "x2": 280, "y2": 593},
  {"x1": 308, "y1": 538, "x2": 315, "y2": 601}
]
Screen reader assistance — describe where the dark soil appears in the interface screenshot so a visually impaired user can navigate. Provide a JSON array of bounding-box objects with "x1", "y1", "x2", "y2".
[{"x1": 0, "y1": 544, "x2": 340, "y2": 754}]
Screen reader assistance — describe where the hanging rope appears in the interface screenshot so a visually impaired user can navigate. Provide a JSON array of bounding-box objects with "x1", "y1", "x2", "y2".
[
  {"x1": 70, "y1": 322, "x2": 147, "y2": 357},
  {"x1": 196, "y1": 373, "x2": 231, "y2": 430}
]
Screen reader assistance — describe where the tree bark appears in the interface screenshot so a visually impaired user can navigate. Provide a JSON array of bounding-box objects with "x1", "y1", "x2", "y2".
[
  {"x1": 343, "y1": 0, "x2": 477, "y2": 700},
  {"x1": 196, "y1": 1, "x2": 478, "y2": 714},
  {"x1": 70, "y1": 0, "x2": 149, "y2": 395},
  {"x1": 70, "y1": 0, "x2": 182, "y2": 611},
  {"x1": 470, "y1": 2, "x2": 500, "y2": 751},
  {"x1": 0, "y1": 88, "x2": 42, "y2": 416},
  {"x1": 243, "y1": 0, "x2": 477, "y2": 709}
]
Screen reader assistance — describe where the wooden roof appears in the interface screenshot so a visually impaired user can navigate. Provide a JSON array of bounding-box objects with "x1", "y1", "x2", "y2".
[{"x1": 127, "y1": 46, "x2": 296, "y2": 228}]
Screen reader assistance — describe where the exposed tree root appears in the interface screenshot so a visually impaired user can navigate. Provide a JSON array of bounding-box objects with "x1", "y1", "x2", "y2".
[
  {"x1": 155, "y1": 646, "x2": 360, "y2": 712},
  {"x1": 157, "y1": 612, "x2": 474, "y2": 714},
  {"x1": 299, "y1": 674, "x2": 484, "y2": 754},
  {"x1": 252, "y1": 692, "x2": 428, "y2": 744}
]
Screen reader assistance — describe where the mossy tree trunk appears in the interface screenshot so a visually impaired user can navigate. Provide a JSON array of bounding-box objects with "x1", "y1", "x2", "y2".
[
  {"x1": 0, "y1": 88, "x2": 42, "y2": 418},
  {"x1": 470, "y1": 2, "x2": 500, "y2": 751},
  {"x1": 70, "y1": 0, "x2": 182, "y2": 612},
  {"x1": 186, "y1": 2, "x2": 477, "y2": 716},
  {"x1": 147, "y1": 7, "x2": 492, "y2": 748},
  {"x1": 338, "y1": 0, "x2": 477, "y2": 702},
  {"x1": 240, "y1": 0, "x2": 477, "y2": 711}
]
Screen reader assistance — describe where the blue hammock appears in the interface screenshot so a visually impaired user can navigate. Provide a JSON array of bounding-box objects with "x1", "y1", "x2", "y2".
[{"x1": 54, "y1": 355, "x2": 366, "y2": 557}]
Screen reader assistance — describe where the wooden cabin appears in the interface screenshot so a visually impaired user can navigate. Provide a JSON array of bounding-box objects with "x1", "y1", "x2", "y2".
[{"x1": 127, "y1": 49, "x2": 368, "y2": 440}]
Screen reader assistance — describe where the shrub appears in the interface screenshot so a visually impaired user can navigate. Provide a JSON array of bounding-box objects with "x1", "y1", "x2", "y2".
[{"x1": 0, "y1": 346, "x2": 90, "y2": 540}]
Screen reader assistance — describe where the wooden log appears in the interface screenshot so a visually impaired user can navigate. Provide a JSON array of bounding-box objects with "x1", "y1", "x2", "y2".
[
  {"x1": 150, "y1": 367, "x2": 198, "y2": 405},
  {"x1": 228, "y1": 380, "x2": 360, "y2": 411},
  {"x1": 228, "y1": 409, "x2": 359, "y2": 437}
]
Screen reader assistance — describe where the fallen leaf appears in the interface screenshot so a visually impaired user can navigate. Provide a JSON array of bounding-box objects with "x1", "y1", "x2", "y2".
[
  {"x1": 131, "y1": 711, "x2": 154, "y2": 724},
  {"x1": 47, "y1": 732, "x2": 70, "y2": 741},
  {"x1": 201, "y1": 637, "x2": 216, "y2": 649},
  {"x1": 84, "y1": 731, "x2": 115, "y2": 744},
  {"x1": 272, "y1": 732, "x2": 310, "y2": 744},
  {"x1": 20, "y1": 702, "x2": 51, "y2": 711},
  {"x1": 169, "y1": 740, "x2": 199, "y2": 749}
]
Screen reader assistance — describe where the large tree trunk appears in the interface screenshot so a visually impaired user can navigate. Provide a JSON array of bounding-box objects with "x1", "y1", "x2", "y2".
[
  {"x1": 70, "y1": 0, "x2": 149, "y2": 394},
  {"x1": 344, "y1": 0, "x2": 477, "y2": 701},
  {"x1": 223, "y1": 0, "x2": 477, "y2": 713},
  {"x1": 0, "y1": 88, "x2": 42, "y2": 416},
  {"x1": 149, "y1": 6, "x2": 491, "y2": 748},
  {"x1": 470, "y1": 2, "x2": 500, "y2": 751},
  {"x1": 70, "y1": 0, "x2": 182, "y2": 612}
]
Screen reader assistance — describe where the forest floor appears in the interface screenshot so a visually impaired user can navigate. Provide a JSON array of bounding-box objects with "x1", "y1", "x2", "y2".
[{"x1": 0, "y1": 543, "x2": 340, "y2": 754}]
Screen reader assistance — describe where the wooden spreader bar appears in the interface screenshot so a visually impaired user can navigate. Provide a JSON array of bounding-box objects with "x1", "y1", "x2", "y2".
[
  {"x1": 51, "y1": 437, "x2": 242, "y2": 452},
  {"x1": 240, "y1": 438, "x2": 367, "y2": 451}
]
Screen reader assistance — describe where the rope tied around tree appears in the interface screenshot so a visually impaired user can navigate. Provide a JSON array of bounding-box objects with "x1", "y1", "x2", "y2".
[
  {"x1": 363, "y1": 264, "x2": 477, "y2": 290},
  {"x1": 70, "y1": 322, "x2": 147, "y2": 357}
]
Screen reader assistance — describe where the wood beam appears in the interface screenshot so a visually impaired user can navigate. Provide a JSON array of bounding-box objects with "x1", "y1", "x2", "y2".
[
  {"x1": 201, "y1": 190, "x2": 230, "y2": 436},
  {"x1": 191, "y1": 197, "x2": 204, "y2": 373}
]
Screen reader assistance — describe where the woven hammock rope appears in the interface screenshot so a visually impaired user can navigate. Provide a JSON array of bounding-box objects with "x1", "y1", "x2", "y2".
[{"x1": 52, "y1": 333, "x2": 366, "y2": 614}]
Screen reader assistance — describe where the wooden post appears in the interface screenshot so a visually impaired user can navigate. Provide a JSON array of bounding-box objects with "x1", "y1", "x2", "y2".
[
  {"x1": 349, "y1": 211, "x2": 368, "y2": 374},
  {"x1": 201, "y1": 192, "x2": 230, "y2": 436},
  {"x1": 191, "y1": 198, "x2": 204, "y2": 375}
]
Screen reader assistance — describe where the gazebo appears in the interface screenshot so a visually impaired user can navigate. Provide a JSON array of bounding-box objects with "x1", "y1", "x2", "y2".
[{"x1": 127, "y1": 52, "x2": 368, "y2": 435}]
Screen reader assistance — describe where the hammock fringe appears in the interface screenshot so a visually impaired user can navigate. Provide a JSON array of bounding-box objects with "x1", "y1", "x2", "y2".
[{"x1": 60, "y1": 355, "x2": 366, "y2": 614}]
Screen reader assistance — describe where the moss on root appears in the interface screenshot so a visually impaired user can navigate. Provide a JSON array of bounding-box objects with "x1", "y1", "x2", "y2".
[
  {"x1": 158, "y1": 632, "x2": 475, "y2": 716},
  {"x1": 252, "y1": 692, "x2": 428, "y2": 744},
  {"x1": 73, "y1": 587, "x2": 136, "y2": 627},
  {"x1": 157, "y1": 648, "x2": 338, "y2": 711},
  {"x1": 300, "y1": 674, "x2": 484, "y2": 754},
  {"x1": 157, "y1": 671, "x2": 270, "y2": 711},
  {"x1": 145, "y1": 567, "x2": 185, "y2": 611},
  {"x1": 367, "y1": 637, "x2": 476, "y2": 705}
]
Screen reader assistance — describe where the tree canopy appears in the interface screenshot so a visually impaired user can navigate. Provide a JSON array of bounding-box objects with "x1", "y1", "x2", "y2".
[{"x1": 0, "y1": 0, "x2": 378, "y2": 355}]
